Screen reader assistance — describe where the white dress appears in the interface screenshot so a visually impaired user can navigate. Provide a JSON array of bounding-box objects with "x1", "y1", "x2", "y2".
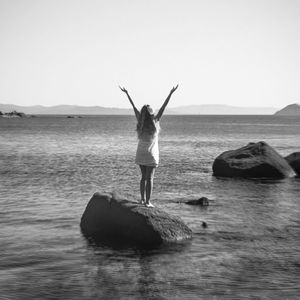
[{"x1": 135, "y1": 123, "x2": 159, "y2": 167}]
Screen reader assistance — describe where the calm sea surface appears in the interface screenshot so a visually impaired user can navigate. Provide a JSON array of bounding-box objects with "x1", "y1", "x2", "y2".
[{"x1": 0, "y1": 115, "x2": 299, "y2": 299}]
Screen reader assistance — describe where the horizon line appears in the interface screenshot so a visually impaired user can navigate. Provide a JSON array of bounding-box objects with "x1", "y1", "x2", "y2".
[{"x1": 0, "y1": 102, "x2": 282, "y2": 109}]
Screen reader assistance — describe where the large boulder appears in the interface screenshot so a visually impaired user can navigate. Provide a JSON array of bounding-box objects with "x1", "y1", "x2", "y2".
[
  {"x1": 212, "y1": 141, "x2": 295, "y2": 178},
  {"x1": 80, "y1": 193, "x2": 193, "y2": 246},
  {"x1": 285, "y1": 152, "x2": 300, "y2": 176}
]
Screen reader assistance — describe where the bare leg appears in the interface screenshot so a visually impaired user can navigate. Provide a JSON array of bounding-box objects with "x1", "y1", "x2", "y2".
[
  {"x1": 139, "y1": 165, "x2": 147, "y2": 203},
  {"x1": 145, "y1": 166, "x2": 155, "y2": 207}
]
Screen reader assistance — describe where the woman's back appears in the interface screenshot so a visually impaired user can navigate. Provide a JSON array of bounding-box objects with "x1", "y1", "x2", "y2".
[
  {"x1": 136, "y1": 120, "x2": 159, "y2": 167},
  {"x1": 138, "y1": 119, "x2": 160, "y2": 141}
]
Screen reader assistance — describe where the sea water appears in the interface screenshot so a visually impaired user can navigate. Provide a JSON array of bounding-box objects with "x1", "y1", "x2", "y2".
[{"x1": 0, "y1": 115, "x2": 299, "y2": 299}]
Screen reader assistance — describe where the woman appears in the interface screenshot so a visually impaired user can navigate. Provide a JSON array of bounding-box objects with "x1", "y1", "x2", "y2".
[{"x1": 119, "y1": 85, "x2": 178, "y2": 207}]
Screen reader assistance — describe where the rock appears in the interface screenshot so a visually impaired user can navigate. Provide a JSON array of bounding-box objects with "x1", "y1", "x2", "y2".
[
  {"x1": 186, "y1": 197, "x2": 209, "y2": 206},
  {"x1": 80, "y1": 193, "x2": 193, "y2": 246},
  {"x1": 285, "y1": 152, "x2": 300, "y2": 176},
  {"x1": 212, "y1": 141, "x2": 295, "y2": 178}
]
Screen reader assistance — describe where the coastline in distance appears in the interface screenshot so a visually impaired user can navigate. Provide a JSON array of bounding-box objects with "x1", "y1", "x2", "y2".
[{"x1": 0, "y1": 103, "x2": 282, "y2": 115}]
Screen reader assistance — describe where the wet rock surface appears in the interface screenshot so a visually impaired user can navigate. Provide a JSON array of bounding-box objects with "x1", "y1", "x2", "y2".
[
  {"x1": 212, "y1": 141, "x2": 295, "y2": 178},
  {"x1": 80, "y1": 193, "x2": 193, "y2": 246}
]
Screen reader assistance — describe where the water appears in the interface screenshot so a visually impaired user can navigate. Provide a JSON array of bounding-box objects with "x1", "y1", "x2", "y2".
[{"x1": 0, "y1": 115, "x2": 299, "y2": 299}]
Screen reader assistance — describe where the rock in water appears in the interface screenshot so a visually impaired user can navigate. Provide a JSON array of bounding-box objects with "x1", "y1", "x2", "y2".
[
  {"x1": 212, "y1": 141, "x2": 295, "y2": 178},
  {"x1": 80, "y1": 193, "x2": 193, "y2": 246},
  {"x1": 285, "y1": 152, "x2": 300, "y2": 176},
  {"x1": 186, "y1": 197, "x2": 209, "y2": 206}
]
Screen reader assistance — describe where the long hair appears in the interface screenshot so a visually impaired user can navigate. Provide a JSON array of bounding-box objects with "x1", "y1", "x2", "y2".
[{"x1": 136, "y1": 105, "x2": 159, "y2": 139}]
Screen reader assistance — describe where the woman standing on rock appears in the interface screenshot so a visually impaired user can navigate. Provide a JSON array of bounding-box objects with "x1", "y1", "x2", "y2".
[{"x1": 119, "y1": 85, "x2": 178, "y2": 207}]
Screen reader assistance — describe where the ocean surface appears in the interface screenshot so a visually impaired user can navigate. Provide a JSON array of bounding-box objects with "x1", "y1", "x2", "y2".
[{"x1": 0, "y1": 115, "x2": 299, "y2": 299}]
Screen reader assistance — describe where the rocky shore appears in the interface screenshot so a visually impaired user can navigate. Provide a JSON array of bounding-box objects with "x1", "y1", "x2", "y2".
[{"x1": 0, "y1": 110, "x2": 25, "y2": 117}]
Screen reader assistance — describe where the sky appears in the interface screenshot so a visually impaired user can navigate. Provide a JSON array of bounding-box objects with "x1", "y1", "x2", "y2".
[{"x1": 0, "y1": 0, "x2": 299, "y2": 110}]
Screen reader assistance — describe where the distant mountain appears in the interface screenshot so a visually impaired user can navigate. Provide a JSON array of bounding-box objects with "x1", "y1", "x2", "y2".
[
  {"x1": 168, "y1": 104, "x2": 277, "y2": 115},
  {"x1": 0, "y1": 103, "x2": 277, "y2": 115},
  {"x1": 0, "y1": 104, "x2": 132, "y2": 115},
  {"x1": 274, "y1": 103, "x2": 300, "y2": 116}
]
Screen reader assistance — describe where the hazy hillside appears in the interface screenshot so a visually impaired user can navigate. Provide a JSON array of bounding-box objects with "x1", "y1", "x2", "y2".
[
  {"x1": 168, "y1": 104, "x2": 277, "y2": 115},
  {"x1": 0, "y1": 103, "x2": 278, "y2": 115},
  {"x1": 274, "y1": 103, "x2": 300, "y2": 116}
]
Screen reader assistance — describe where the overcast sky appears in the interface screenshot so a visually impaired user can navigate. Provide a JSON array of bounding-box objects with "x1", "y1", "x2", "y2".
[{"x1": 0, "y1": 0, "x2": 299, "y2": 109}]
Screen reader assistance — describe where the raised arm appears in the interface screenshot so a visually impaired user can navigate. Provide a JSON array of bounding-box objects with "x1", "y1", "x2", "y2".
[
  {"x1": 156, "y1": 85, "x2": 178, "y2": 121},
  {"x1": 119, "y1": 86, "x2": 140, "y2": 120}
]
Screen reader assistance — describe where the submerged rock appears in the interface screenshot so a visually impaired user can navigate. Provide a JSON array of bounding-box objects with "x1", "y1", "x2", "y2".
[
  {"x1": 202, "y1": 222, "x2": 208, "y2": 228},
  {"x1": 80, "y1": 193, "x2": 193, "y2": 246},
  {"x1": 285, "y1": 152, "x2": 300, "y2": 176},
  {"x1": 186, "y1": 197, "x2": 209, "y2": 206},
  {"x1": 212, "y1": 141, "x2": 295, "y2": 178}
]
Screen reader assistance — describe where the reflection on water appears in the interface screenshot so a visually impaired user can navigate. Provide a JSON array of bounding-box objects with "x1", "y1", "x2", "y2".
[
  {"x1": 0, "y1": 116, "x2": 300, "y2": 299},
  {"x1": 83, "y1": 240, "x2": 193, "y2": 299}
]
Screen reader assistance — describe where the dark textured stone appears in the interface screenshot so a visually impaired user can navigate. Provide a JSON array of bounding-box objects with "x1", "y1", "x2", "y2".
[
  {"x1": 212, "y1": 141, "x2": 295, "y2": 178},
  {"x1": 186, "y1": 197, "x2": 209, "y2": 206},
  {"x1": 285, "y1": 152, "x2": 300, "y2": 176},
  {"x1": 80, "y1": 193, "x2": 193, "y2": 246}
]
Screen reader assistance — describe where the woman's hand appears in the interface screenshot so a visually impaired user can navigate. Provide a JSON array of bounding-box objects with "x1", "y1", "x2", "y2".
[
  {"x1": 156, "y1": 84, "x2": 179, "y2": 120},
  {"x1": 119, "y1": 86, "x2": 128, "y2": 94},
  {"x1": 170, "y1": 84, "x2": 179, "y2": 94},
  {"x1": 119, "y1": 86, "x2": 140, "y2": 120}
]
